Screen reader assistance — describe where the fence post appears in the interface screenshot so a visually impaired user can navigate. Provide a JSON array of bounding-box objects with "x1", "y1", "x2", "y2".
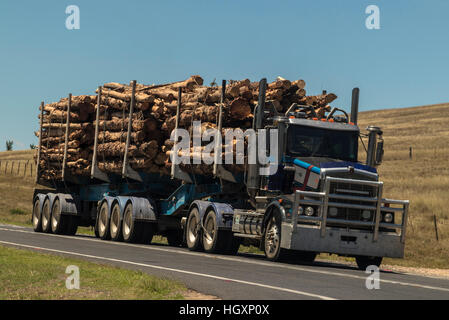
[
  {"x1": 409, "y1": 147, "x2": 413, "y2": 159},
  {"x1": 11, "y1": 162, "x2": 14, "y2": 175},
  {"x1": 4, "y1": 161, "x2": 8, "y2": 174},
  {"x1": 434, "y1": 214, "x2": 440, "y2": 241},
  {"x1": 17, "y1": 162, "x2": 21, "y2": 175},
  {"x1": 30, "y1": 163, "x2": 33, "y2": 177}
]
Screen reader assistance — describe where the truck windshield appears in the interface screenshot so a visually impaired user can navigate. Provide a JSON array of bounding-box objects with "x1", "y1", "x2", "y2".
[{"x1": 287, "y1": 125, "x2": 358, "y2": 162}]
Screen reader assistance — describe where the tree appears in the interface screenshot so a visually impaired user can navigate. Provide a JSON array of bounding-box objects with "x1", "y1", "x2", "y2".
[{"x1": 6, "y1": 140, "x2": 13, "y2": 151}]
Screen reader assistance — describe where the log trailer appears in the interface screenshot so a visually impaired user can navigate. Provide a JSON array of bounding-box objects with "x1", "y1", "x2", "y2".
[{"x1": 31, "y1": 78, "x2": 409, "y2": 270}]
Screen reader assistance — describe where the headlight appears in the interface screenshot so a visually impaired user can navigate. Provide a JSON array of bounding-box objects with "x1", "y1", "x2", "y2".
[
  {"x1": 298, "y1": 206, "x2": 304, "y2": 215},
  {"x1": 305, "y1": 206, "x2": 315, "y2": 216},
  {"x1": 383, "y1": 213, "x2": 393, "y2": 223},
  {"x1": 362, "y1": 210, "x2": 372, "y2": 221},
  {"x1": 329, "y1": 207, "x2": 338, "y2": 217}
]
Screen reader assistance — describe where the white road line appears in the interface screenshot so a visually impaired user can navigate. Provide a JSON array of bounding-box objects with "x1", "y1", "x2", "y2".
[
  {"x1": 1, "y1": 226, "x2": 449, "y2": 294},
  {"x1": 0, "y1": 240, "x2": 336, "y2": 300}
]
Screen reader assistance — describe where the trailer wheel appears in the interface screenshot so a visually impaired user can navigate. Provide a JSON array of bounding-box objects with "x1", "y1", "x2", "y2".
[
  {"x1": 122, "y1": 203, "x2": 142, "y2": 243},
  {"x1": 32, "y1": 197, "x2": 42, "y2": 232},
  {"x1": 98, "y1": 201, "x2": 110, "y2": 240},
  {"x1": 355, "y1": 256, "x2": 383, "y2": 271},
  {"x1": 264, "y1": 211, "x2": 285, "y2": 261},
  {"x1": 166, "y1": 230, "x2": 184, "y2": 247},
  {"x1": 109, "y1": 202, "x2": 123, "y2": 242},
  {"x1": 41, "y1": 198, "x2": 52, "y2": 233},
  {"x1": 186, "y1": 207, "x2": 202, "y2": 251},
  {"x1": 51, "y1": 198, "x2": 69, "y2": 234}
]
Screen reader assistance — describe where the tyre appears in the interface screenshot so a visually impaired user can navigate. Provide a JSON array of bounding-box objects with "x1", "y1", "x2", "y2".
[
  {"x1": 166, "y1": 230, "x2": 184, "y2": 247},
  {"x1": 97, "y1": 201, "x2": 110, "y2": 240},
  {"x1": 355, "y1": 256, "x2": 383, "y2": 271},
  {"x1": 122, "y1": 203, "x2": 142, "y2": 243},
  {"x1": 41, "y1": 197, "x2": 52, "y2": 233},
  {"x1": 186, "y1": 207, "x2": 202, "y2": 251},
  {"x1": 51, "y1": 198, "x2": 68, "y2": 234},
  {"x1": 109, "y1": 202, "x2": 123, "y2": 241},
  {"x1": 202, "y1": 210, "x2": 221, "y2": 253},
  {"x1": 264, "y1": 211, "x2": 286, "y2": 261},
  {"x1": 32, "y1": 197, "x2": 42, "y2": 232}
]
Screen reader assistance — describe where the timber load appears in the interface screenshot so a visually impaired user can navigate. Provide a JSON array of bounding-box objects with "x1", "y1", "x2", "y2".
[{"x1": 35, "y1": 75, "x2": 338, "y2": 181}]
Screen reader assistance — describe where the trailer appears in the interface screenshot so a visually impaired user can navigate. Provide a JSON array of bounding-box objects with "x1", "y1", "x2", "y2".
[{"x1": 31, "y1": 78, "x2": 409, "y2": 270}]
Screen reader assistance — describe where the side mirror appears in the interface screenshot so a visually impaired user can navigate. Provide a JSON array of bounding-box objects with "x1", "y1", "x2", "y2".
[{"x1": 375, "y1": 140, "x2": 384, "y2": 165}]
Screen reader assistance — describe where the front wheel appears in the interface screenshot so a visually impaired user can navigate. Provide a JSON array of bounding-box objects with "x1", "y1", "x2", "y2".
[
  {"x1": 355, "y1": 256, "x2": 383, "y2": 270},
  {"x1": 264, "y1": 214, "x2": 282, "y2": 261}
]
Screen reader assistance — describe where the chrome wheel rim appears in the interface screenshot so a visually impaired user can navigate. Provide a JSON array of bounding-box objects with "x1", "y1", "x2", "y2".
[
  {"x1": 203, "y1": 215, "x2": 215, "y2": 246},
  {"x1": 187, "y1": 214, "x2": 199, "y2": 244},
  {"x1": 42, "y1": 199, "x2": 51, "y2": 230},
  {"x1": 265, "y1": 219, "x2": 280, "y2": 255},
  {"x1": 32, "y1": 200, "x2": 40, "y2": 229},
  {"x1": 123, "y1": 206, "x2": 132, "y2": 239},
  {"x1": 99, "y1": 203, "x2": 108, "y2": 236},
  {"x1": 110, "y1": 205, "x2": 120, "y2": 238},
  {"x1": 51, "y1": 199, "x2": 60, "y2": 231}
]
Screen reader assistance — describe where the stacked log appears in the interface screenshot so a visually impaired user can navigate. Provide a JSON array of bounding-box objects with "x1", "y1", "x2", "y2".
[{"x1": 36, "y1": 75, "x2": 338, "y2": 180}]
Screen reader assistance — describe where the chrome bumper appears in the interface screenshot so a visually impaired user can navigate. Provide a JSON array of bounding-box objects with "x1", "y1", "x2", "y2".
[{"x1": 284, "y1": 177, "x2": 409, "y2": 258}]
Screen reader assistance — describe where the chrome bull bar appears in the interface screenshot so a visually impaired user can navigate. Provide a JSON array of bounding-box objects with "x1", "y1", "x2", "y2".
[{"x1": 292, "y1": 176, "x2": 410, "y2": 243}]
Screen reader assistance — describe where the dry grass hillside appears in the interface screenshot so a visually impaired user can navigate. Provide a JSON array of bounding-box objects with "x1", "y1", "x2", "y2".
[
  {"x1": 0, "y1": 103, "x2": 448, "y2": 268},
  {"x1": 357, "y1": 103, "x2": 449, "y2": 268}
]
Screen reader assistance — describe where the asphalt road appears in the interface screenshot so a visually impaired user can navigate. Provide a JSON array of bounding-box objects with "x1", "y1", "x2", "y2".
[{"x1": 1, "y1": 223, "x2": 448, "y2": 300}]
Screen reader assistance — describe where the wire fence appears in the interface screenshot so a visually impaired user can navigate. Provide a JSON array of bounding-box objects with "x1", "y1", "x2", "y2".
[{"x1": 0, "y1": 160, "x2": 35, "y2": 177}]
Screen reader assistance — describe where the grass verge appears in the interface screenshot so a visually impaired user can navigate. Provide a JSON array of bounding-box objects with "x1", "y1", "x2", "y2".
[{"x1": 0, "y1": 244, "x2": 187, "y2": 300}]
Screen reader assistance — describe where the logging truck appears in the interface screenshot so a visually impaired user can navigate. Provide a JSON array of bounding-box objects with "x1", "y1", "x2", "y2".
[{"x1": 31, "y1": 78, "x2": 409, "y2": 270}]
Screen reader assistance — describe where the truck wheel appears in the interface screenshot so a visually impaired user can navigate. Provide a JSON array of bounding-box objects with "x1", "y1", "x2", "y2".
[
  {"x1": 51, "y1": 198, "x2": 68, "y2": 234},
  {"x1": 32, "y1": 197, "x2": 42, "y2": 232},
  {"x1": 186, "y1": 207, "x2": 202, "y2": 251},
  {"x1": 264, "y1": 212, "x2": 285, "y2": 261},
  {"x1": 202, "y1": 210, "x2": 223, "y2": 253},
  {"x1": 122, "y1": 203, "x2": 142, "y2": 243},
  {"x1": 109, "y1": 202, "x2": 123, "y2": 242},
  {"x1": 355, "y1": 256, "x2": 383, "y2": 271},
  {"x1": 41, "y1": 198, "x2": 52, "y2": 233},
  {"x1": 98, "y1": 201, "x2": 110, "y2": 240},
  {"x1": 166, "y1": 230, "x2": 184, "y2": 247}
]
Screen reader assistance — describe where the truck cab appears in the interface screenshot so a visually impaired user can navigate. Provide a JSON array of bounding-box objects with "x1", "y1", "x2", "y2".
[{"x1": 233, "y1": 82, "x2": 409, "y2": 269}]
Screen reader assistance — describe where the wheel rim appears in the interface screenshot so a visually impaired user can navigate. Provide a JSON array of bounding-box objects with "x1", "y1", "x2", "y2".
[
  {"x1": 187, "y1": 213, "x2": 199, "y2": 245},
  {"x1": 123, "y1": 205, "x2": 133, "y2": 239},
  {"x1": 98, "y1": 203, "x2": 108, "y2": 236},
  {"x1": 51, "y1": 199, "x2": 61, "y2": 231},
  {"x1": 265, "y1": 218, "x2": 280, "y2": 255},
  {"x1": 110, "y1": 205, "x2": 120, "y2": 238},
  {"x1": 203, "y1": 214, "x2": 215, "y2": 247},
  {"x1": 42, "y1": 199, "x2": 51, "y2": 230},
  {"x1": 32, "y1": 199, "x2": 40, "y2": 229}
]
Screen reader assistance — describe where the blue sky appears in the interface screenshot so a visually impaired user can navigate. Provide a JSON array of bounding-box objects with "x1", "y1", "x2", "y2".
[{"x1": 0, "y1": 0, "x2": 448, "y2": 150}]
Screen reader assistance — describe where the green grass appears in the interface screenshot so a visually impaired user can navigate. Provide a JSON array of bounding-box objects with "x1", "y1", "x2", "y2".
[{"x1": 0, "y1": 244, "x2": 187, "y2": 300}]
